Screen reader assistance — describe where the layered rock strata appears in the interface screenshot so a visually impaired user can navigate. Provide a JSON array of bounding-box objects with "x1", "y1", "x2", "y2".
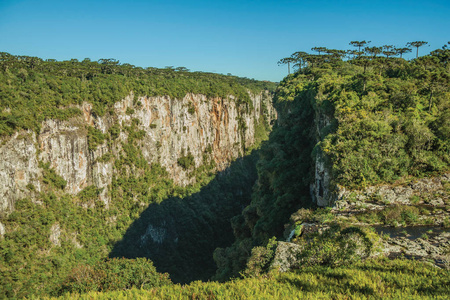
[{"x1": 0, "y1": 91, "x2": 274, "y2": 212}]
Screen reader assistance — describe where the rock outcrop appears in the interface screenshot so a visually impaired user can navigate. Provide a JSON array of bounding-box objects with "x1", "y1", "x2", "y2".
[
  {"x1": 0, "y1": 132, "x2": 42, "y2": 212},
  {"x1": 271, "y1": 241, "x2": 303, "y2": 272},
  {"x1": 310, "y1": 108, "x2": 334, "y2": 207},
  {"x1": 0, "y1": 91, "x2": 275, "y2": 213},
  {"x1": 381, "y1": 230, "x2": 450, "y2": 268},
  {"x1": 334, "y1": 173, "x2": 450, "y2": 210}
]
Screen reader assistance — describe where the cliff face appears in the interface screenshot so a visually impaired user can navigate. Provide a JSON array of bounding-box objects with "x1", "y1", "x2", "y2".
[
  {"x1": 310, "y1": 107, "x2": 334, "y2": 207},
  {"x1": 0, "y1": 91, "x2": 275, "y2": 213}
]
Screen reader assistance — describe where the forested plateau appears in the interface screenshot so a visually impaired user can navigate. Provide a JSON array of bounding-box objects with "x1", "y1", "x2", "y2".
[{"x1": 1, "y1": 42, "x2": 450, "y2": 299}]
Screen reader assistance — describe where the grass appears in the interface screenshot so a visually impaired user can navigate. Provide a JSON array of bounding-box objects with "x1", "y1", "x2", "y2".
[{"x1": 50, "y1": 258, "x2": 450, "y2": 299}]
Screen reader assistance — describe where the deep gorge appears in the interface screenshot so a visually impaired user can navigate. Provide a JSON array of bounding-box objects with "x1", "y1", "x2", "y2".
[
  {"x1": 0, "y1": 54, "x2": 278, "y2": 298},
  {"x1": 1, "y1": 49, "x2": 449, "y2": 298}
]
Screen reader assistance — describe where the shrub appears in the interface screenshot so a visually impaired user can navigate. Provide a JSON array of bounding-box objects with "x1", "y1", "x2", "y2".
[
  {"x1": 290, "y1": 208, "x2": 313, "y2": 223},
  {"x1": 296, "y1": 225, "x2": 373, "y2": 267},
  {"x1": 382, "y1": 205, "x2": 420, "y2": 225},
  {"x1": 126, "y1": 107, "x2": 135, "y2": 115},
  {"x1": 177, "y1": 152, "x2": 195, "y2": 170},
  {"x1": 40, "y1": 161, "x2": 67, "y2": 189},
  {"x1": 60, "y1": 258, "x2": 172, "y2": 294},
  {"x1": 243, "y1": 237, "x2": 277, "y2": 277},
  {"x1": 78, "y1": 185, "x2": 102, "y2": 203},
  {"x1": 108, "y1": 124, "x2": 120, "y2": 140},
  {"x1": 382, "y1": 205, "x2": 403, "y2": 226},
  {"x1": 410, "y1": 195, "x2": 421, "y2": 204},
  {"x1": 187, "y1": 102, "x2": 195, "y2": 114},
  {"x1": 97, "y1": 152, "x2": 112, "y2": 163},
  {"x1": 87, "y1": 126, "x2": 106, "y2": 151},
  {"x1": 26, "y1": 183, "x2": 36, "y2": 191}
]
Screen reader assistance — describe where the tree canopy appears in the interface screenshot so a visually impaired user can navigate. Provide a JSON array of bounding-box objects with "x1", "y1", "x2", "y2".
[{"x1": 0, "y1": 52, "x2": 277, "y2": 136}]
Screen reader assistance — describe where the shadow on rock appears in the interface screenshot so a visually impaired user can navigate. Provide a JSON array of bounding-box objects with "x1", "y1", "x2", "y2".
[{"x1": 109, "y1": 151, "x2": 260, "y2": 284}]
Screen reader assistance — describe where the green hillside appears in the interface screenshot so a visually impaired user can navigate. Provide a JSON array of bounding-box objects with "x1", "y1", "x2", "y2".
[
  {"x1": 52, "y1": 259, "x2": 449, "y2": 299},
  {"x1": 0, "y1": 54, "x2": 274, "y2": 298},
  {"x1": 1, "y1": 44, "x2": 449, "y2": 299},
  {"x1": 0, "y1": 52, "x2": 276, "y2": 136},
  {"x1": 214, "y1": 44, "x2": 450, "y2": 280}
]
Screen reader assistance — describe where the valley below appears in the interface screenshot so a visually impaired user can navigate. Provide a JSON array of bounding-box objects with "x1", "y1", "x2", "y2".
[{"x1": 0, "y1": 47, "x2": 449, "y2": 299}]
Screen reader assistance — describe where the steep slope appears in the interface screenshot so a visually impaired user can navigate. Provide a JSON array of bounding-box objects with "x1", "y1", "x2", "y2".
[
  {"x1": 214, "y1": 48, "x2": 450, "y2": 280},
  {"x1": 0, "y1": 54, "x2": 276, "y2": 298},
  {"x1": 0, "y1": 91, "x2": 274, "y2": 212}
]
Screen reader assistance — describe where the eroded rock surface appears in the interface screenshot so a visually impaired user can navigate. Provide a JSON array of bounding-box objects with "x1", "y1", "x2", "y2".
[
  {"x1": 271, "y1": 241, "x2": 303, "y2": 272},
  {"x1": 0, "y1": 132, "x2": 42, "y2": 212},
  {"x1": 0, "y1": 91, "x2": 274, "y2": 213}
]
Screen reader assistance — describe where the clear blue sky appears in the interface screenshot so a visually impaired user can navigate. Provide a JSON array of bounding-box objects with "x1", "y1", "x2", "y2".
[{"x1": 1, "y1": 0, "x2": 449, "y2": 82}]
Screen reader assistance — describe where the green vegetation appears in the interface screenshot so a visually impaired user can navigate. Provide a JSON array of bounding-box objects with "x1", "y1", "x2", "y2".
[
  {"x1": 0, "y1": 56, "x2": 273, "y2": 296},
  {"x1": 243, "y1": 237, "x2": 277, "y2": 277},
  {"x1": 40, "y1": 161, "x2": 67, "y2": 190},
  {"x1": 177, "y1": 152, "x2": 195, "y2": 170},
  {"x1": 1, "y1": 42, "x2": 449, "y2": 299},
  {"x1": 215, "y1": 42, "x2": 449, "y2": 280},
  {"x1": 285, "y1": 44, "x2": 449, "y2": 188},
  {"x1": 293, "y1": 225, "x2": 376, "y2": 268},
  {"x1": 87, "y1": 126, "x2": 106, "y2": 151},
  {"x1": 53, "y1": 259, "x2": 449, "y2": 299},
  {"x1": 77, "y1": 185, "x2": 102, "y2": 204},
  {"x1": 0, "y1": 52, "x2": 276, "y2": 136},
  {"x1": 60, "y1": 258, "x2": 171, "y2": 294}
]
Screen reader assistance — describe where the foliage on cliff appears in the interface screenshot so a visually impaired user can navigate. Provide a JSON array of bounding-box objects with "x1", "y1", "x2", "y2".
[
  {"x1": 213, "y1": 72, "x2": 316, "y2": 280},
  {"x1": 0, "y1": 88, "x2": 272, "y2": 297},
  {"x1": 0, "y1": 118, "x2": 268, "y2": 298},
  {"x1": 214, "y1": 46, "x2": 450, "y2": 280},
  {"x1": 278, "y1": 45, "x2": 450, "y2": 189},
  {"x1": 0, "y1": 52, "x2": 276, "y2": 136},
  {"x1": 316, "y1": 56, "x2": 449, "y2": 188}
]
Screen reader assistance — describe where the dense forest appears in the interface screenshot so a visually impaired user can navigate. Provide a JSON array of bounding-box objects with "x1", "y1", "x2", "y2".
[
  {"x1": 0, "y1": 52, "x2": 276, "y2": 136},
  {"x1": 279, "y1": 41, "x2": 450, "y2": 188},
  {"x1": 0, "y1": 54, "x2": 274, "y2": 298},
  {"x1": 1, "y1": 41, "x2": 449, "y2": 299},
  {"x1": 214, "y1": 41, "x2": 449, "y2": 281}
]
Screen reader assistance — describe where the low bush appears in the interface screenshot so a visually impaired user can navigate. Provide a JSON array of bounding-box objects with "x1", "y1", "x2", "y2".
[
  {"x1": 60, "y1": 257, "x2": 172, "y2": 294},
  {"x1": 177, "y1": 152, "x2": 195, "y2": 170},
  {"x1": 296, "y1": 225, "x2": 374, "y2": 267},
  {"x1": 243, "y1": 237, "x2": 277, "y2": 277},
  {"x1": 87, "y1": 126, "x2": 107, "y2": 151},
  {"x1": 40, "y1": 161, "x2": 67, "y2": 189},
  {"x1": 56, "y1": 259, "x2": 450, "y2": 299}
]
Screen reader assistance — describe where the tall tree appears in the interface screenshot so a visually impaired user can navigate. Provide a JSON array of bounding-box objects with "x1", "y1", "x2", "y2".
[
  {"x1": 406, "y1": 41, "x2": 428, "y2": 58},
  {"x1": 364, "y1": 46, "x2": 382, "y2": 58},
  {"x1": 382, "y1": 45, "x2": 397, "y2": 58},
  {"x1": 277, "y1": 57, "x2": 296, "y2": 75},
  {"x1": 395, "y1": 47, "x2": 412, "y2": 58},
  {"x1": 349, "y1": 40, "x2": 371, "y2": 52},
  {"x1": 311, "y1": 47, "x2": 327, "y2": 55},
  {"x1": 324, "y1": 49, "x2": 346, "y2": 61},
  {"x1": 291, "y1": 51, "x2": 308, "y2": 71}
]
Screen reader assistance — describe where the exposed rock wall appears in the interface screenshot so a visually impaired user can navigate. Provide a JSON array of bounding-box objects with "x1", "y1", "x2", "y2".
[
  {"x1": 0, "y1": 132, "x2": 42, "y2": 212},
  {"x1": 334, "y1": 172, "x2": 450, "y2": 210},
  {"x1": 310, "y1": 108, "x2": 334, "y2": 207},
  {"x1": 0, "y1": 91, "x2": 274, "y2": 213}
]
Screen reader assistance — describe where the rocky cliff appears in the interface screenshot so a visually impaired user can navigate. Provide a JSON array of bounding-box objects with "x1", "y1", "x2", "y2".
[{"x1": 0, "y1": 91, "x2": 275, "y2": 213}]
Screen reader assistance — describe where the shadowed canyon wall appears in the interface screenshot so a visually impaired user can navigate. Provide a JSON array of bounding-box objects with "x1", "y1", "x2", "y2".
[{"x1": 0, "y1": 91, "x2": 275, "y2": 213}]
